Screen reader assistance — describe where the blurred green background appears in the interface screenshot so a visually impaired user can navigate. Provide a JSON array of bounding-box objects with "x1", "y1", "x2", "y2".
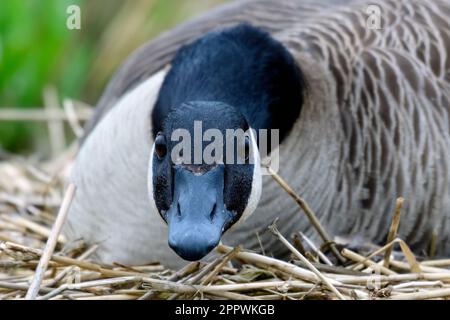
[{"x1": 0, "y1": 0, "x2": 225, "y2": 155}]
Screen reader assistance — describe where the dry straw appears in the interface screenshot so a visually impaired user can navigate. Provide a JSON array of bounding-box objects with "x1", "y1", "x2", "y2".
[{"x1": 0, "y1": 109, "x2": 450, "y2": 299}]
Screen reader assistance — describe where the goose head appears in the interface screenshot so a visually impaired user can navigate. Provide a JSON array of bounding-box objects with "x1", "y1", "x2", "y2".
[
  {"x1": 146, "y1": 23, "x2": 303, "y2": 261},
  {"x1": 148, "y1": 101, "x2": 262, "y2": 261}
]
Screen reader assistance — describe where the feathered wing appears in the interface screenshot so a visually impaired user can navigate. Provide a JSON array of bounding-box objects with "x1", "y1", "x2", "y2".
[
  {"x1": 330, "y1": 0, "x2": 450, "y2": 249},
  {"x1": 265, "y1": 0, "x2": 450, "y2": 250}
]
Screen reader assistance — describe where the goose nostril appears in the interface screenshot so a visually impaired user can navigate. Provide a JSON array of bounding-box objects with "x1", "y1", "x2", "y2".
[
  {"x1": 177, "y1": 202, "x2": 181, "y2": 217},
  {"x1": 209, "y1": 203, "x2": 217, "y2": 221}
]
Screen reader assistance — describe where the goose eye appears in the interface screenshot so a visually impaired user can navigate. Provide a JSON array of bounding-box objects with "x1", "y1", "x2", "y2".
[{"x1": 155, "y1": 133, "x2": 167, "y2": 159}]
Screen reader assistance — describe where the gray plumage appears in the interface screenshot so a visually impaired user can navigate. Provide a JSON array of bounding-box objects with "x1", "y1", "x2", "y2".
[{"x1": 67, "y1": 0, "x2": 450, "y2": 268}]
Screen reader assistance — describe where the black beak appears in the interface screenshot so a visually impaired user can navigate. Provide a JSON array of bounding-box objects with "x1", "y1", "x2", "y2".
[{"x1": 166, "y1": 165, "x2": 233, "y2": 261}]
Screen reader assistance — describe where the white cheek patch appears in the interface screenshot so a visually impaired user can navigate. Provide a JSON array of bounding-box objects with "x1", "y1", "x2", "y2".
[
  {"x1": 232, "y1": 127, "x2": 262, "y2": 228},
  {"x1": 147, "y1": 143, "x2": 161, "y2": 220}
]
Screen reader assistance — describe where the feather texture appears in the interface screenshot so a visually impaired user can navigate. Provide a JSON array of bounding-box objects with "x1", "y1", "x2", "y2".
[{"x1": 70, "y1": 0, "x2": 450, "y2": 267}]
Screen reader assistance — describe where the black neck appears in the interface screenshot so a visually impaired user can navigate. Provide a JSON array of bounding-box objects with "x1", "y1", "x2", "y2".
[{"x1": 152, "y1": 24, "x2": 305, "y2": 142}]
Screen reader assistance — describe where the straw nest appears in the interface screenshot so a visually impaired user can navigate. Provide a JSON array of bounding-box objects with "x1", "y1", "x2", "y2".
[{"x1": 1, "y1": 148, "x2": 450, "y2": 300}]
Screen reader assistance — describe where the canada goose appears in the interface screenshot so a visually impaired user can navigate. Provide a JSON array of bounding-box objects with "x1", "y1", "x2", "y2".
[{"x1": 65, "y1": 0, "x2": 450, "y2": 268}]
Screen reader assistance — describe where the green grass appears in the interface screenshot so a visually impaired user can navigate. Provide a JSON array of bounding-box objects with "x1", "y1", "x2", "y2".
[{"x1": 0, "y1": 0, "x2": 224, "y2": 153}]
